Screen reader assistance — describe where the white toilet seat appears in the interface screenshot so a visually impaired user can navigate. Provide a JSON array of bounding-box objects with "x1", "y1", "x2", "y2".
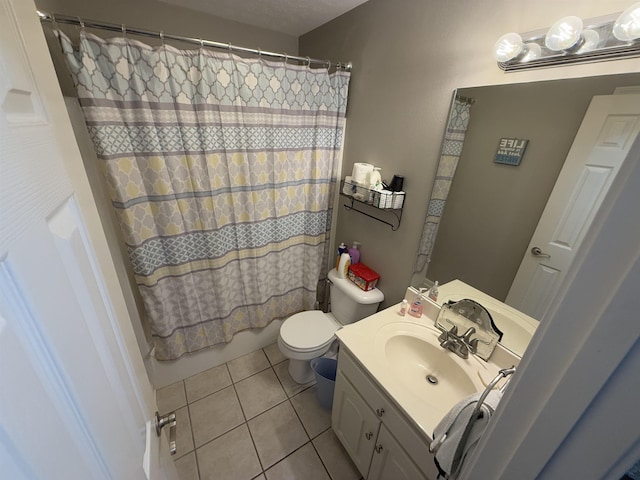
[{"x1": 279, "y1": 311, "x2": 340, "y2": 354}]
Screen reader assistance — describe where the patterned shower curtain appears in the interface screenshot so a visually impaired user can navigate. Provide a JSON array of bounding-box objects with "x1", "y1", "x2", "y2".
[
  {"x1": 59, "y1": 31, "x2": 350, "y2": 360},
  {"x1": 414, "y1": 96, "x2": 471, "y2": 274}
]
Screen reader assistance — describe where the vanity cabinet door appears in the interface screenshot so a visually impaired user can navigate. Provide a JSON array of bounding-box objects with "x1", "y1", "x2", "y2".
[
  {"x1": 368, "y1": 425, "x2": 430, "y2": 480},
  {"x1": 332, "y1": 371, "x2": 381, "y2": 477}
]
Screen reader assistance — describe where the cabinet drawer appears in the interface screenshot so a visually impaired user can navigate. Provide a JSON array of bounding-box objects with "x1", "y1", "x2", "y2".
[{"x1": 337, "y1": 347, "x2": 438, "y2": 479}]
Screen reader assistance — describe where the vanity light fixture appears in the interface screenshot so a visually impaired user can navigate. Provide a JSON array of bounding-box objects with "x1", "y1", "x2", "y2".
[
  {"x1": 545, "y1": 16, "x2": 584, "y2": 52},
  {"x1": 494, "y1": 4, "x2": 640, "y2": 71},
  {"x1": 493, "y1": 32, "x2": 525, "y2": 62},
  {"x1": 613, "y1": 3, "x2": 640, "y2": 41}
]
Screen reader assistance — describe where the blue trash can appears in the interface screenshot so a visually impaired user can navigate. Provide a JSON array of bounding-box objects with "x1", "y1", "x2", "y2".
[{"x1": 310, "y1": 357, "x2": 338, "y2": 410}]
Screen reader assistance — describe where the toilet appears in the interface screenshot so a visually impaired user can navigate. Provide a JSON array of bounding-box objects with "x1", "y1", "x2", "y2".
[{"x1": 278, "y1": 268, "x2": 384, "y2": 383}]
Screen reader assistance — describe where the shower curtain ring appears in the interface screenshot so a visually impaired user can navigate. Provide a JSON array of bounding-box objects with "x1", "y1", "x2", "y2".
[
  {"x1": 159, "y1": 30, "x2": 164, "y2": 45},
  {"x1": 121, "y1": 24, "x2": 126, "y2": 37},
  {"x1": 283, "y1": 53, "x2": 288, "y2": 65},
  {"x1": 199, "y1": 38, "x2": 204, "y2": 48},
  {"x1": 306, "y1": 56, "x2": 311, "y2": 67},
  {"x1": 257, "y1": 48, "x2": 262, "y2": 60},
  {"x1": 77, "y1": 16, "x2": 85, "y2": 30},
  {"x1": 326, "y1": 60, "x2": 331, "y2": 71},
  {"x1": 227, "y1": 42, "x2": 233, "y2": 52}
]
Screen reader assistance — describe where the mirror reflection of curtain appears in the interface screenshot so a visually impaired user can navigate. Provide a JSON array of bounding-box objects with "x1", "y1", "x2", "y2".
[
  {"x1": 414, "y1": 95, "x2": 472, "y2": 274},
  {"x1": 58, "y1": 31, "x2": 350, "y2": 360}
]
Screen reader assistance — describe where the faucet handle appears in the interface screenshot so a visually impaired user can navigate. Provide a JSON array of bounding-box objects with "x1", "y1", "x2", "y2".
[
  {"x1": 468, "y1": 338, "x2": 478, "y2": 354},
  {"x1": 461, "y1": 327, "x2": 476, "y2": 342}
]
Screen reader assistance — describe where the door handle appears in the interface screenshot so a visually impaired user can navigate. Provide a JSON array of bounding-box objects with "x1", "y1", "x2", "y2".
[
  {"x1": 155, "y1": 411, "x2": 177, "y2": 455},
  {"x1": 531, "y1": 247, "x2": 551, "y2": 258}
]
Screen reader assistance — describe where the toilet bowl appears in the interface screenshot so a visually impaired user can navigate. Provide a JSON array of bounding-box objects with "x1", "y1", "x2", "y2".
[
  {"x1": 278, "y1": 311, "x2": 341, "y2": 383},
  {"x1": 278, "y1": 268, "x2": 384, "y2": 384}
]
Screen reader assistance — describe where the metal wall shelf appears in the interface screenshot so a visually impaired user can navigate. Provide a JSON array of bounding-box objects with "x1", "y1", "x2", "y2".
[{"x1": 339, "y1": 180, "x2": 404, "y2": 231}]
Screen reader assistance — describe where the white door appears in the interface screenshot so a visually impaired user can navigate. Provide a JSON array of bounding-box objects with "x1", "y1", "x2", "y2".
[
  {"x1": 0, "y1": 1, "x2": 177, "y2": 478},
  {"x1": 507, "y1": 94, "x2": 640, "y2": 319}
]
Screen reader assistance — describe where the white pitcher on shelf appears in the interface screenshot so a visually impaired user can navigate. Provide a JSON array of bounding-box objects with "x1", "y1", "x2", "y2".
[{"x1": 366, "y1": 167, "x2": 383, "y2": 202}]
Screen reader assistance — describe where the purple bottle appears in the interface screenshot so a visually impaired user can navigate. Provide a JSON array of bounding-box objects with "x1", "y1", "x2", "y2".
[{"x1": 348, "y1": 241, "x2": 361, "y2": 265}]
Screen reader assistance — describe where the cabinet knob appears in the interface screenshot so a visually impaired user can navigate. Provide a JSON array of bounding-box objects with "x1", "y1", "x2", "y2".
[
  {"x1": 375, "y1": 444, "x2": 383, "y2": 454},
  {"x1": 376, "y1": 408, "x2": 385, "y2": 417},
  {"x1": 365, "y1": 432, "x2": 373, "y2": 440}
]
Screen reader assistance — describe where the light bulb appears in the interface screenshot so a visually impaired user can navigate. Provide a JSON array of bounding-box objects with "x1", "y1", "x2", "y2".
[
  {"x1": 545, "y1": 16, "x2": 584, "y2": 51},
  {"x1": 613, "y1": 3, "x2": 640, "y2": 41},
  {"x1": 521, "y1": 43, "x2": 542, "y2": 62},
  {"x1": 493, "y1": 32, "x2": 525, "y2": 62},
  {"x1": 577, "y1": 29, "x2": 600, "y2": 53}
]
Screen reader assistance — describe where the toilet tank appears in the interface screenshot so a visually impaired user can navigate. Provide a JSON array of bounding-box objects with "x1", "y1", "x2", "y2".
[{"x1": 328, "y1": 268, "x2": 384, "y2": 325}]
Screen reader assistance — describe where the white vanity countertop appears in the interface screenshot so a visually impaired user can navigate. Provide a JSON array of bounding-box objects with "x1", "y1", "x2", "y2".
[{"x1": 336, "y1": 301, "x2": 519, "y2": 442}]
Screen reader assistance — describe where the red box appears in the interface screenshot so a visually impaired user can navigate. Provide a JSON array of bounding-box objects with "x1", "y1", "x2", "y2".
[{"x1": 347, "y1": 263, "x2": 380, "y2": 291}]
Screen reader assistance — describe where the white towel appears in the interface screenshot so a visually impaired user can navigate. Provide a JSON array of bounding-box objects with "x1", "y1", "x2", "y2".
[{"x1": 431, "y1": 390, "x2": 502, "y2": 478}]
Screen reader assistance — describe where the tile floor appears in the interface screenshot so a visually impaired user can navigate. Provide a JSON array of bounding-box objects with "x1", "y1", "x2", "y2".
[{"x1": 157, "y1": 343, "x2": 362, "y2": 480}]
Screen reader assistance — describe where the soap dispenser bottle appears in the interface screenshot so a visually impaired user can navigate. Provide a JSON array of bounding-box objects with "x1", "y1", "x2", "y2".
[
  {"x1": 408, "y1": 297, "x2": 423, "y2": 318},
  {"x1": 368, "y1": 167, "x2": 382, "y2": 188},
  {"x1": 428, "y1": 281, "x2": 439, "y2": 301},
  {"x1": 348, "y1": 241, "x2": 361, "y2": 265}
]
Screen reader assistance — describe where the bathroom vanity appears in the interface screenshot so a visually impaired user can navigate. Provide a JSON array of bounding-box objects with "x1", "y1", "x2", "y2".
[
  {"x1": 332, "y1": 282, "x2": 532, "y2": 479},
  {"x1": 333, "y1": 347, "x2": 438, "y2": 479}
]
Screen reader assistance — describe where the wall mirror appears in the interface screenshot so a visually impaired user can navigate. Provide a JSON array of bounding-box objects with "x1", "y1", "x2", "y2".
[{"x1": 413, "y1": 72, "x2": 640, "y2": 356}]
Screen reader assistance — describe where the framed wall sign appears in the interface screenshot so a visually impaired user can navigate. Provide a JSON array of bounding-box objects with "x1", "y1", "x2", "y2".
[{"x1": 495, "y1": 137, "x2": 529, "y2": 166}]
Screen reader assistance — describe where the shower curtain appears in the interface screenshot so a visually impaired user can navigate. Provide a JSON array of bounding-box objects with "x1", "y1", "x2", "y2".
[
  {"x1": 59, "y1": 31, "x2": 350, "y2": 360},
  {"x1": 414, "y1": 97, "x2": 471, "y2": 274}
]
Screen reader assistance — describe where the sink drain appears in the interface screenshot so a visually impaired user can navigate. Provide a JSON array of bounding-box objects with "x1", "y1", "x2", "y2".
[{"x1": 426, "y1": 374, "x2": 438, "y2": 385}]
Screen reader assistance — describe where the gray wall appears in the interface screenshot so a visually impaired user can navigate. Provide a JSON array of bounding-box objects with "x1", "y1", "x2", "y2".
[
  {"x1": 299, "y1": 0, "x2": 639, "y2": 307},
  {"x1": 428, "y1": 75, "x2": 640, "y2": 301},
  {"x1": 37, "y1": 0, "x2": 298, "y2": 96}
]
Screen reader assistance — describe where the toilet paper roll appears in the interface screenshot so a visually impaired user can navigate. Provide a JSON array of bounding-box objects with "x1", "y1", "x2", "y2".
[{"x1": 351, "y1": 163, "x2": 374, "y2": 185}]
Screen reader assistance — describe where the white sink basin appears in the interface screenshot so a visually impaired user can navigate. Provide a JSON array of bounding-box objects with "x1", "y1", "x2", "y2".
[
  {"x1": 374, "y1": 322, "x2": 482, "y2": 408},
  {"x1": 384, "y1": 333, "x2": 478, "y2": 399},
  {"x1": 337, "y1": 301, "x2": 519, "y2": 439}
]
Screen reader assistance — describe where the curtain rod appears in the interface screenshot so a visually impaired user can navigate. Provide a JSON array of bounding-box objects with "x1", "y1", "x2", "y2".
[
  {"x1": 455, "y1": 94, "x2": 475, "y2": 105},
  {"x1": 37, "y1": 10, "x2": 353, "y2": 71}
]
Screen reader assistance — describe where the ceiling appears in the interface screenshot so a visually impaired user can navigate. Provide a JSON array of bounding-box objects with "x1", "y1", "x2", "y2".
[{"x1": 157, "y1": 0, "x2": 369, "y2": 36}]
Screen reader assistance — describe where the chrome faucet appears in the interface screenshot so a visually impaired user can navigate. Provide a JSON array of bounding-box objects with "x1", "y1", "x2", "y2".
[{"x1": 438, "y1": 325, "x2": 477, "y2": 359}]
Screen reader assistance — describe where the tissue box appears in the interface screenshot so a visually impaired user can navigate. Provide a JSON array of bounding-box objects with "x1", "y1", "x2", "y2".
[
  {"x1": 347, "y1": 263, "x2": 380, "y2": 291},
  {"x1": 392, "y1": 191, "x2": 405, "y2": 209},
  {"x1": 373, "y1": 190, "x2": 392, "y2": 208}
]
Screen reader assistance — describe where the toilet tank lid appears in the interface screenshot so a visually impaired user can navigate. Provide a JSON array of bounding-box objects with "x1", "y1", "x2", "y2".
[
  {"x1": 328, "y1": 268, "x2": 384, "y2": 304},
  {"x1": 280, "y1": 311, "x2": 338, "y2": 349}
]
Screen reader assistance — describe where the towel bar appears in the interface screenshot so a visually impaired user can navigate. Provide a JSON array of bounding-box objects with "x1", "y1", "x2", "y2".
[
  {"x1": 429, "y1": 367, "x2": 516, "y2": 455},
  {"x1": 472, "y1": 366, "x2": 516, "y2": 417},
  {"x1": 448, "y1": 366, "x2": 517, "y2": 479}
]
